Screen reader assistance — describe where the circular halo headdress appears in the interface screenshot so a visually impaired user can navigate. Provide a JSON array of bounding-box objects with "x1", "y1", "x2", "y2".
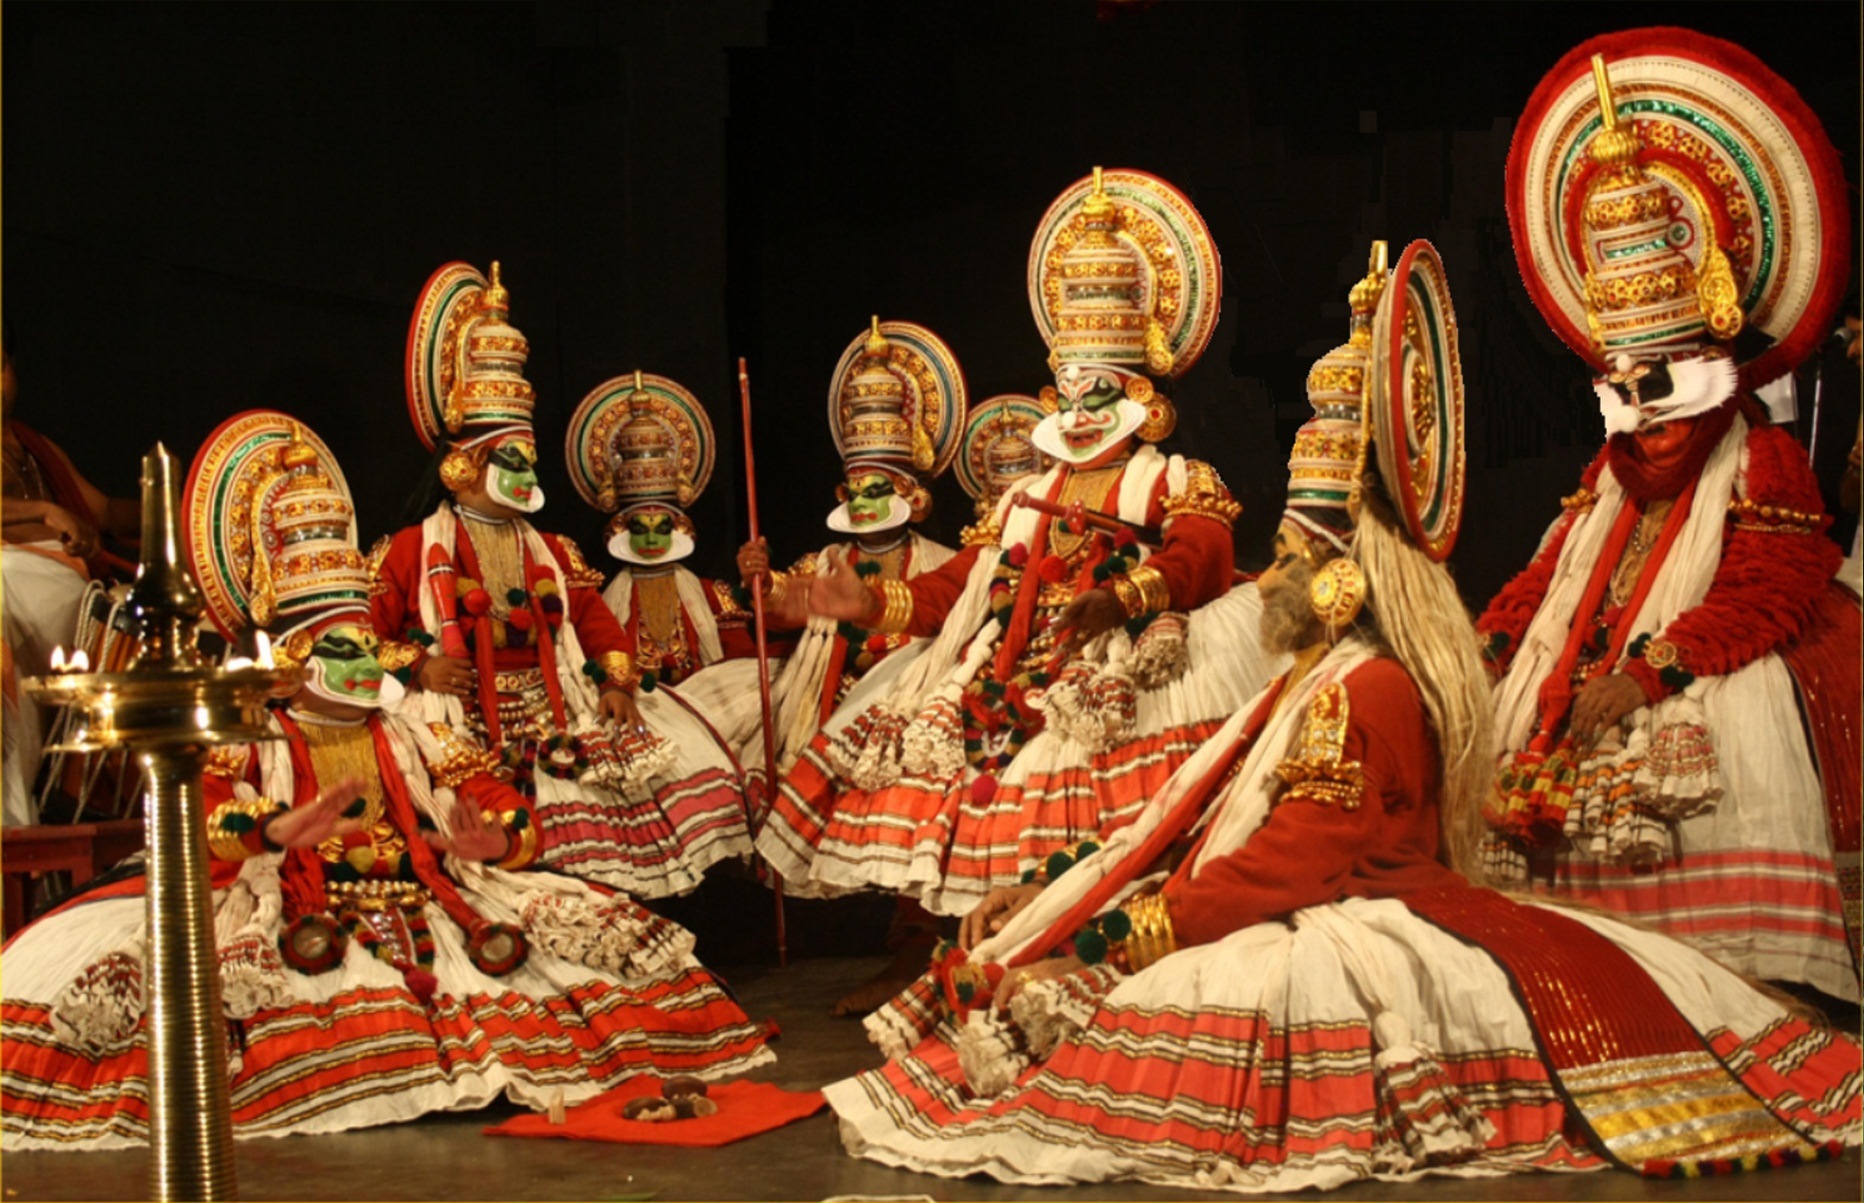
[
  {"x1": 956, "y1": 393, "x2": 1050, "y2": 509},
  {"x1": 1368, "y1": 240, "x2": 1467, "y2": 562},
  {"x1": 567, "y1": 370, "x2": 716, "y2": 515},
  {"x1": 827, "y1": 317, "x2": 966, "y2": 488},
  {"x1": 405, "y1": 259, "x2": 538, "y2": 452},
  {"x1": 1027, "y1": 167, "x2": 1222, "y2": 404},
  {"x1": 1506, "y1": 27, "x2": 1850, "y2": 392},
  {"x1": 183, "y1": 409, "x2": 368, "y2": 647}
]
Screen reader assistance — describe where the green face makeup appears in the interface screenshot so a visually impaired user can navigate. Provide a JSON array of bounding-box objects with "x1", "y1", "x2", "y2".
[
  {"x1": 488, "y1": 442, "x2": 540, "y2": 510},
  {"x1": 845, "y1": 472, "x2": 897, "y2": 526},
  {"x1": 626, "y1": 510, "x2": 676, "y2": 558},
  {"x1": 312, "y1": 624, "x2": 386, "y2": 701}
]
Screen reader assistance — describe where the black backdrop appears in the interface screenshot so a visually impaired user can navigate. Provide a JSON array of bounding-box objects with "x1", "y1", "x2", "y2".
[{"x1": 6, "y1": 0, "x2": 1859, "y2": 610}]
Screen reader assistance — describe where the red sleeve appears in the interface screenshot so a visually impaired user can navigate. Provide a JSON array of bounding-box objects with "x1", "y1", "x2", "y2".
[
  {"x1": 1162, "y1": 660, "x2": 1440, "y2": 947},
  {"x1": 370, "y1": 526, "x2": 427, "y2": 649},
  {"x1": 1623, "y1": 424, "x2": 1842, "y2": 702},
  {"x1": 454, "y1": 772, "x2": 542, "y2": 870},
  {"x1": 1141, "y1": 514, "x2": 1236, "y2": 612},
  {"x1": 902, "y1": 545, "x2": 984, "y2": 637},
  {"x1": 1475, "y1": 451, "x2": 1607, "y2": 674}
]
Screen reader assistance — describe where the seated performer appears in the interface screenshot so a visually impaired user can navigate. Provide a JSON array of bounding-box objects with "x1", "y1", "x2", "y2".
[
  {"x1": 1, "y1": 343, "x2": 141, "y2": 823},
  {"x1": 1484, "y1": 31, "x2": 1860, "y2": 1003},
  {"x1": 952, "y1": 394, "x2": 1052, "y2": 551},
  {"x1": 827, "y1": 241, "x2": 1861, "y2": 1192},
  {"x1": 373, "y1": 262, "x2": 751, "y2": 899},
  {"x1": 733, "y1": 317, "x2": 963, "y2": 778},
  {"x1": 0, "y1": 412, "x2": 771, "y2": 1150},
  {"x1": 756, "y1": 169, "x2": 1273, "y2": 920}
]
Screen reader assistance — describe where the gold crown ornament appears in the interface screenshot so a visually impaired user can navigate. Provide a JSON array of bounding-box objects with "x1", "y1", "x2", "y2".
[
  {"x1": 827, "y1": 317, "x2": 965, "y2": 487},
  {"x1": 406, "y1": 260, "x2": 539, "y2": 453},
  {"x1": 1507, "y1": 29, "x2": 1849, "y2": 398},
  {"x1": 956, "y1": 394, "x2": 1050, "y2": 510}
]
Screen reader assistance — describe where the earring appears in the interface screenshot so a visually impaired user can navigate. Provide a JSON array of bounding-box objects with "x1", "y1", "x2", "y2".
[
  {"x1": 1308, "y1": 556, "x2": 1366, "y2": 632},
  {"x1": 440, "y1": 450, "x2": 479, "y2": 493},
  {"x1": 1136, "y1": 396, "x2": 1177, "y2": 442}
]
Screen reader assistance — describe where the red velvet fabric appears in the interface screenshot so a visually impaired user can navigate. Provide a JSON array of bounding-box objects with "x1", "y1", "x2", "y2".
[{"x1": 484, "y1": 1077, "x2": 825, "y2": 1146}]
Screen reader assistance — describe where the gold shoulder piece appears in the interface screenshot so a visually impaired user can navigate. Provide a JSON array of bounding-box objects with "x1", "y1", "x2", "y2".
[
  {"x1": 366, "y1": 534, "x2": 394, "y2": 598},
  {"x1": 1273, "y1": 682, "x2": 1365, "y2": 810},
  {"x1": 1161, "y1": 459, "x2": 1243, "y2": 529},
  {"x1": 787, "y1": 551, "x2": 820, "y2": 578},
  {"x1": 553, "y1": 535, "x2": 607, "y2": 590},
  {"x1": 376, "y1": 640, "x2": 421, "y2": 673},
  {"x1": 204, "y1": 744, "x2": 252, "y2": 781},
  {"x1": 710, "y1": 577, "x2": 749, "y2": 618}
]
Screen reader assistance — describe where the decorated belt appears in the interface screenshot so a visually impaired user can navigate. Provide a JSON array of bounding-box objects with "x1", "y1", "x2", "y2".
[
  {"x1": 325, "y1": 878, "x2": 429, "y2": 914},
  {"x1": 492, "y1": 668, "x2": 548, "y2": 694}
]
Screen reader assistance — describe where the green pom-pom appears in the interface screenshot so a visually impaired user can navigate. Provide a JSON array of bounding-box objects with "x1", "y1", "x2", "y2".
[
  {"x1": 1092, "y1": 562, "x2": 1114, "y2": 583},
  {"x1": 220, "y1": 812, "x2": 256, "y2": 834},
  {"x1": 1020, "y1": 868, "x2": 1038, "y2": 884},
  {"x1": 1100, "y1": 908, "x2": 1132, "y2": 941},
  {"x1": 582, "y1": 658, "x2": 605, "y2": 681},
  {"x1": 342, "y1": 796, "x2": 368, "y2": 820},
  {"x1": 732, "y1": 585, "x2": 753, "y2": 608},
  {"x1": 837, "y1": 621, "x2": 866, "y2": 642},
  {"x1": 1045, "y1": 850, "x2": 1074, "y2": 881},
  {"x1": 1077, "y1": 840, "x2": 1100, "y2": 859},
  {"x1": 506, "y1": 587, "x2": 529, "y2": 606},
  {"x1": 982, "y1": 680, "x2": 1006, "y2": 697},
  {"x1": 407, "y1": 629, "x2": 435, "y2": 647},
  {"x1": 1124, "y1": 615, "x2": 1151, "y2": 638},
  {"x1": 640, "y1": 672, "x2": 658, "y2": 693},
  {"x1": 854, "y1": 560, "x2": 882, "y2": 578},
  {"x1": 507, "y1": 809, "x2": 530, "y2": 830},
  {"x1": 1074, "y1": 929, "x2": 1109, "y2": 964},
  {"x1": 1627, "y1": 632, "x2": 1651, "y2": 658},
  {"x1": 955, "y1": 980, "x2": 975, "y2": 1004},
  {"x1": 391, "y1": 666, "x2": 414, "y2": 685}
]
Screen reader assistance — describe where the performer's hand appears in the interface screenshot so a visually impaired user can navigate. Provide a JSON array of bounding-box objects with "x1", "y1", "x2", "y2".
[
  {"x1": 418, "y1": 655, "x2": 476, "y2": 698},
  {"x1": 737, "y1": 537, "x2": 770, "y2": 587},
  {"x1": 41, "y1": 503, "x2": 99, "y2": 558},
  {"x1": 1052, "y1": 587, "x2": 1124, "y2": 664},
  {"x1": 600, "y1": 687, "x2": 642, "y2": 729},
  {"x1": 261, "y1": 777, "x2": 367, "y2": 850},
  {"x1": 1570, "y1": 673, "x2": 1646, "y2": 742},
  {"x1": 960, "y1": 882, "x2": 1045, "y2": 950},
  {"x1": 995, "y1": 955, "x2": 1086, "y2": 1013},
  {"x1": 423, "y1": 796, "x2": 511, "y2": 862},
  {"x1": 807, "y1": 549, "x2": 881, "y2": 623}
]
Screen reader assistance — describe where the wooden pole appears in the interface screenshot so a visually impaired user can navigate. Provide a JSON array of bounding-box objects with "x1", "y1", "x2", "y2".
[{"x1": 738, "y1": 357, "x2": 788, "y2": 966}]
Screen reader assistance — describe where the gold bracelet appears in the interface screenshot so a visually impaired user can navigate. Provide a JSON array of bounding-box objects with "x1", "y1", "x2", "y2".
[
  {"x1": 1110, "y1": 575, "x2": 1145, "y2": 620},
  {"x1": 871, "y1": 579, "x2": 915, "y2": 635},
  {"x1": 206, "y1": 797, "x2": 287, "y2": 862},
  {"x1": 1122, "y1": 893, "x2": 1178, "y2": 972},
  {"x1": 493, "y1": 810, "x2": 539, "y2": 870},
  {"x1": 600, "y1": 650, "x2": 639, "y2": 690},
  {"x1": 764, "y1": 569, "x2": 790, "y2": 606},
  {"x1": 1128, "y1": 564, "x2": 1171, "y2": 615}
]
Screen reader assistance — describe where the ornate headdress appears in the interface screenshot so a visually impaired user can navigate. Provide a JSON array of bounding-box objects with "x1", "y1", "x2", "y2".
[
  {"x1": 1027, "y1": 167, "x2": 1222, "y2": 446},
  {"x1": 825, "y1": 317, "x2": 965, "y2": 528},
  {"x1": 1286, "y1": 241, "x2": 1467, "y2": 569},
  {"x1": 1507, "y1": 29, "x2": 1849, "y2": 432},
  {"x1": 566, "y1": 370, "x2": 715, "y2": 562},
  {"x1": 956, "y1": 394, "x2": 1049, "y2": 510},
  {"x1": 183, "y1": 410, "x2": 405, "y2": 701},
  {"x1": 406, "y1": 260, "x2": 539, "y2": 476}
]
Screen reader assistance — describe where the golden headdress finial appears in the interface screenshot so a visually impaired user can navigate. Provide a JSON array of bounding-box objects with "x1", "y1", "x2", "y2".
[
  {"x1": 1588, "y1": 55, "x2": 1641, "y2": 169},
  {"x1": 865, "y1": 314, "x2": 888, "y2": 356},
  {"x1": 483, "y1": 259, "x2": 510, "y2": 314}
]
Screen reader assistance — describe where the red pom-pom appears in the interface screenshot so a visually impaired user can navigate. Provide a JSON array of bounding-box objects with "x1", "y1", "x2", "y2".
[
  {"x1": 402, "y1": 967, "x2": 438, "y2": 1005},
  {"x1": 462, "y1": 588, "x2": 492, "y2": 617},
  {"x1": 970, "y1": 774, "x2": 998, "y2": 805},
  {"x1": 1006, "y1": 543, "x2": 1029, "y2": 568},
  {"x1": 866, "y1": 634, "x2": 889, "y2": 653},
  {"x1": 1037, "y1": 555, "x2": 1069, "y2": 584},
  {"x1": 507, "y1": 608, "x2": 534, "y2": 632}
]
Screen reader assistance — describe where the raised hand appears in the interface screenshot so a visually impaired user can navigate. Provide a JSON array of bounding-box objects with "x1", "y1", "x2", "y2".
[
  {"x1": 807, "y1": 548, "x2": 880, "y2": 623},
  {"x1": 422, "y1": 795, "x2": 511, "y2": 862},
  {"x1": 960, "y1": 882, "x2": 1044, "y2": 950},
  {"x1": 261, "y1": 777, "x2": 368, "y2": 850}
]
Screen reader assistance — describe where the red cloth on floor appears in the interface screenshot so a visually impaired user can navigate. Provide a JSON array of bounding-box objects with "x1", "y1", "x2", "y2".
[{"x1": 483, "y1": 1077, "x2": 825, "y2": 1147}]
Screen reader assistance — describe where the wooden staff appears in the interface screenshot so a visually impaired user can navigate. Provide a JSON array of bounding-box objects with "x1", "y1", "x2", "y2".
[
  {"x1": 739, "y1": 357, "x2": 788, "y2": 966},
  {"x1": 1008, "y1": 491, "x2": 1161, "y2": 547}
]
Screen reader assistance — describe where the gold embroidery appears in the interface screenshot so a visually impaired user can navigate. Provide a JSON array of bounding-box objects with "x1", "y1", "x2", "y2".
[
  {"x1": 423, "y1": 722, "x2": 500, "y2": 789},
  {"x1": 1160, "y1": 459, "x2": 1242, "y2": 528},
  {"x1": 1273, "y1": 682, "x2": 1365, "y2": 810},
  {"x1": 204, "y1": 744, "x2": 251, "y2": 781},
  {"x1": 710, "y1": 577, "x2": 748, "y2": 618},
  {"x1": 376, "y1": 640, "x2": 421, "y2": 673},
  {"x1": 365, "y1": 534, "x2": 394, "y2": 598},
  {"x1": 206, "y1": 797, "x2": 286, "y2": 862},
  {"x1": 553, "y1": 534, "x2": 607, "y2": 590},
  {"x1": 299, "y1": 721, "x2": 404, "y2": 869}
]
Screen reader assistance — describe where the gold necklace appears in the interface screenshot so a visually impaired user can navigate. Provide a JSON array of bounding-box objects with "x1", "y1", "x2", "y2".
[
  {"x1": 1046, "y1": 462, "x2": 1126, "y2": 560},
  {"x1": 459, "y1": 513, "x2": 525, "y2": 613},
  {"x1": 297, "y1": 721, "x2": 401, "y2": 866},
  {"x1": 634, "y1": 572, "x2": 682, "y2": 646}
]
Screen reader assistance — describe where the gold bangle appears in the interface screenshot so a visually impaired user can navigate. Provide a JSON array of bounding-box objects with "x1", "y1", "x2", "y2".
[
  {"x1": 871, "y1": 579, "x2": 915, "y2": 635},
  {"x1": 1128, "y1": 564, "x2": 1171, "y2": 615},
  {"x1": 1122, "y1": 893, "x2": 1178, "y2": 973},
  {"x1": 1110, "y1": 575, "x2": 1145, "y2": 620},
  {"x1": 765, "y1": 569, "x2": 790, "y2": 606},
  {"x1": 206, "y1": 797, "x2": 286, "y2": 862},
  {"x1": 600, "y1": 650, "x2": 639, "y2": 690},
  {"x1": 494, "y1": 811, "x2": 539, "y2": 870}
]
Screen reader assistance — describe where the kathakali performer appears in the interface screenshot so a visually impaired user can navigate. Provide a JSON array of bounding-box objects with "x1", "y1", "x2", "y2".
[
  {"x1": 1481, "y1": 29, "x2": 1860, "y2": 1003},
  {"x1": 756, "y1": 168, "x2": 1275, "y2": 918},
  {"x1": 371, "y1": 261, "x2": 750, "y2": 898},
  {"x1": 733, "y1": 317, "x2": 963, "y2": 780},
  {"x1": 0, "y1": 412, "x2": 770, "y2": 1150},
  {"x1": 827, "y1": 240, "x2": 1860, "y2": 1192},
  {"x1": 952, "y1": 393, "x2": 1052, "y2": 549}
]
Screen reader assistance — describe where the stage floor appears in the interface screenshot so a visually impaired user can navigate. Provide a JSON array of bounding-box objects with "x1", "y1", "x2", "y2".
[{"x1": 5, "y1": 955, "x2": 1858, "y2": 1201}]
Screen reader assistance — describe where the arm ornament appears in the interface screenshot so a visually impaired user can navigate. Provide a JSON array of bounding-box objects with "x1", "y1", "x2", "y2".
[
  {"x1": 424, "y1": 723, "x2": 502, "y2": 789},
  {"x1": 1160, "y1": 461, "x2": 1242, "y2": 529},
  {"x1": 554, "y1": 536, "x2": 608, "y2": 590},
  {"x1": 600, "y1": 650, "x2": 640, "y2": 691},
  {"x1": 787, "y1": 552, "x2": 820, "y2": 578},
  {"x1": 376, "y1": 640, "x2": 421, "y2": 675},
  {"x1": 1272, "y1": 682, "x2": 1365, "y2": 810},
  {"x1": 480, "y1": 807, "x2": 540, "y2": 870},
  {"x1": 1118, "y1": 892, "x2": 1178, "y2": 972},
  {"x1": 960, "y1": 516, "x2": 1004, "y2": 549},
  {"x1": 870, "y1": 579, "x2": 915, "y2": 635},
  {"x1": 710, "y1": 578, "x2": 750, "y2": 619},
  {"x1": 204, "y1": 744, "x2": 251, "y2": 781},
  {"x1": 207, "y1": 796, "x2": 290, "y2": 861},
  {"x1": 1112, "y1": 563, "x2": 1172, "y2": 619},
  {"x1": 1725, "y1": 497, "x2": 1824, "y2": 534},
  {"x1": 365, "y1": 534, "x2": 394, "y2": 599}
]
